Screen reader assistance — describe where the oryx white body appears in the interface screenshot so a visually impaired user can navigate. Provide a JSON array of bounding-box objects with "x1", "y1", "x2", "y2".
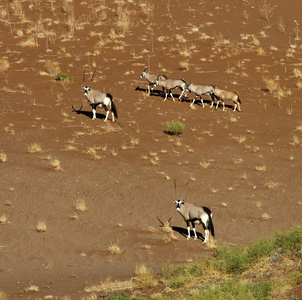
[
  {"x1": 140, "y1": 67, "x2": 167, "y2": 95},
  {"x1": 155, "y1": 76, "x2": 186, "y2": 101},
  {"x1": 186, "y1": 82, "x2": 216, "y2": 107},
  {"x1": 172, "y1": 199, "x2": 214, "y2": 243},
  {"x1": 82, "y1": 86, "x2": 118, "y2": 121},
  {"x1": 212, "y1": 88, "x2": 242, "y2": 112},
  {"x1": 80, "y1": 70, "x2": 118, "y2": 122}
]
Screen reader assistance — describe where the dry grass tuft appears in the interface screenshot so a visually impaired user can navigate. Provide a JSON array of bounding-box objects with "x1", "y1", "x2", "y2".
[
  {"x1": 0, "y1": 289, "x2": 8, "y2": 300},
  {"x1": 258, "y1": 0, "x2": 276, "y2": 21},
  {"x1": 0, "y1": 152, "x2": 7, "y2": 163},
  {"x1": 0, "y1": 213, "x2": 8, "y2": 224},
  {"x1": 27, "y1": 143, "x2": 42, "y2": 154},
  {"x1": 49, "y1": 158, "x2": 63, "y2": 171},
  {"x1": 134, "y1": 264, "x2": 157, "y2": 289},
  {"x1": 232, "y1": 135, "x2": 247, "y2": 144},
  {"x1": 108, "y1": 242, "x2": 122, "y2": 254},
  {"x1": 260, "y1": 213, "x2": 271, "y2": 221},
  {"x1": 295, "y1": 122, "x2": 302, "y2": 132},
  {"x1": 293, "y1": 68, "x2": 302, "y2": 79},
  {"x1": 44, "y1": 61, "x2": 60, "y2": 76},
  {"x1": 255, "y1": 165, "x2": 267, "y2": 172},
  {"x1": 199, "y1": 160, "x2": 210, "y2": 169},
  {"x1": 36, "y1": 220, "x2": 47, "y2": 232},
  {"x1": 84, "y1": 278, "x2": 132, "y2": 294},
  {"x1": 206, "y1": 235, "x2": 217, "y2": 249},
  {"x1": 233, "y1": 158, "x2": 243, "y2": 164},
  {"x1": 74, "y1": 197, "x2": 87, "y2": 212},
  {"x1": 289, "y1": 135, "x2": 301, "y2": 146},
  {"x1": 162, "y1": 221, "x2": 173, "y2": 234},
  {"x1": 0, "y1": 58, "x2": 9, "y2": 72}
]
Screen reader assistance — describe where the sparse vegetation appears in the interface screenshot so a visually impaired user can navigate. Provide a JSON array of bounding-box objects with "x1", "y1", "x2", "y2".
[
  {"x1": 166, "y1": 121, "x2": 185, "y2": 136},
  {"x1": 0, "y1": 213, "x2": 8, "y2": 224},
  {"x1": 74, "y1": 197, "x2": 87, "y2": 212},
  {"x1": 0, "y1": 152, "x2": 7, "y2": 163},
  {"x1": 27, "y1": 143, "x2": 42, "y2": 154},
  {"x1": 48, "y1": 157, "x2": 63, "y2": 171},
  {"x1": 55, "y1": 72, "x2": 75, "y2": 82},
  {"x1": 36, "y1": 220, "x2": 47, "y2": 232},
  {"x1": 108, "y1": 242, "x2": 122, "y2": 255}
]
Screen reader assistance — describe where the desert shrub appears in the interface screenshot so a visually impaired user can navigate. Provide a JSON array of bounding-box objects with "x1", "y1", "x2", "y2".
[
  {"x1": 273, "y1": 224, "x2": 302, "y2": 252},
  {"x1": 166, "y1": 121, "x2": 185, "y2": 135},
  {"x1": 55, "y1": 73, "x2": 75, "y2": 82},
  {"x1": 108, "y1": 292, "x2": 145, "y2": 300},
  {"x1": 134, "y1": 264, "x2": 157, "y2": 289},
  {"x1": 196, "y1": 279, "x2": 273, "y2": 300},
  {"x1": 246, "y1": 238, "x2": 274, "y2": 262}
]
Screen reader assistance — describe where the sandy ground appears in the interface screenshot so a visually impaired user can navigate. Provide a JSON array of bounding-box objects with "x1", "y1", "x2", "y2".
[{"x1": 0, "y1": 0, "x2": 302, "y2": 298}]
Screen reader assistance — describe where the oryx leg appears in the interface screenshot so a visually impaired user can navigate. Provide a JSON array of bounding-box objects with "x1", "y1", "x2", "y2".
[
  {"x1": 215, "y1": 100, "x2": 220, "y2": 110},
  {"x1": 103, "y1": 107, "x2": 110, "y2": 122},
  {"x1": 91, "y1": 104, "x2": 97, "y2": 120},
  {"x1": 210, "y1": 94, "x2": 215, "y2": 108},
  {"x1": 92, "y1": 108, "x2": 97, "y2": 120},
  {"x1": 111, "y1": 111, "x2": 115, "y2": 122},
  {"x1": 164, "y1": 91, "x2": 168, "y2": 101},
  {"x1": 222, "y1": 102, "x2": 226, "y2": 111},
  {"x1": 179, "y1": 89, "x2": 185, "y2": 101},
  {"x1": 169, "y1": 90, "x2": 175, "y2": 102},
  {"x1": 186, "y1": 221, "x2": 191, "y2": 239},
  {"x1": 233, "y1": 103, "x2": 237, "y2": 111},
  {"x1": 190, "y1": 95, "x2": 197, "y2": 107},
  {"x1": 200, "y1": 96, "x2": 205, "y2": 108},
  {"x1": 192, "y1": 223, "x2": 198, "y2": 240},
  {"x1": 204, "y1": 229, "x2": 210, "y2": 243}
]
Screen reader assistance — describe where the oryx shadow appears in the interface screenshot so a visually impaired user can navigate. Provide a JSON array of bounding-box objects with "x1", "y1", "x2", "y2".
[
  {"x1": 171, "y1": 225, "x2": 204, "y2": 241},
  {"x1": 135, "y1": 86, "x2": 164, "y2": 97},
  {"x1": 157, "y1": 217, "x2": 205, "y2": 241},
  {"x1": 71, "y1": 105, "x2": 107, "y2": 121}
]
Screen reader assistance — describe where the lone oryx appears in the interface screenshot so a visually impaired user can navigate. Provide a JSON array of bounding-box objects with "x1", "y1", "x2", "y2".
[
  {"x1": 140, "y1": 67, "x2": 167, "y2": 95},
  {"x1": 186, "y1": 81, "x2": 216, "y2": 108},
  {"x1": 155, "y1": 76, "x2": 186, "y2": 102},
  {"x1": 171, "y1": 180, "x2": 214, "y2": 243},
  {"x1": 80, "y1": 70, "x2": 118, "y2": 121},
  {"x1": 212, "y1": 87, "x2": 242, "y2": 112}
]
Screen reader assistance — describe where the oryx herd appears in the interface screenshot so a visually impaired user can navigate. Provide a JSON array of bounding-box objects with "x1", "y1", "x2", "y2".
[
  {"x1": 141, "y1": 67, "x2": 242, "y2": 112},
  {"x1": 73, "y1": 66, "x2": 241, "y2": 123},
  {"x1": 72, "y1": 67, "x2": 238, "y2": 244}
]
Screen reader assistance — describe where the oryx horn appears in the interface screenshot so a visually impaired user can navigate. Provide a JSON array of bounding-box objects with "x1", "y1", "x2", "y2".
[
  {"x1": 180, "y1": 179, "x2": 190, "y2": 200},
  {"x1": 174, "y1": 178, "x2": 178, "y2": 199},
  {"x1": 90, "y1": 69, "x2": 96, "y2": 84}
]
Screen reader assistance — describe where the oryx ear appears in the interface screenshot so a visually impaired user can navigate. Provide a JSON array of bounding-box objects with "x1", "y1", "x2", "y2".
[
  {"x1": 88, "y1": 85, "x2": 92, "y2": 90},
  {"x1": 182, "y1": 199, "x2": 186, "y2": 203},
  {"x1": 81, "y1": 85, "x2": 84, "y2": 89},
  {"x1": 171, "y1": 199, "x2": 175, "y2": 203}
]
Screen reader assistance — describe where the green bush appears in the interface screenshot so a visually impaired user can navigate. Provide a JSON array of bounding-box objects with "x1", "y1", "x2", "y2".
[
  {"x1": 166, "y1": 121, "x2": 185, "y2": 135},
  {"x1": 108, "y1": 292, "x2": 146, "y2": 300},
  {"x1": 273, "y1": 225, "x2": 302, "y2": 252},
  {"x1": 186, "y1": 280, "x2": 273, "y2": 300},
  {"x1": 55, "y1": 72, "x2": 75, "y2": 82}
]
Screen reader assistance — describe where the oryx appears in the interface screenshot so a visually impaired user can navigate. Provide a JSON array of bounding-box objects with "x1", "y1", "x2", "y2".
[
  {"x1": 140, "y1": 67, "x2": 167, "y2": 95},
  {"x1": 186, "y1": 81, "x2": 216, "y2": 108},
  {"x1": 78, "y1": 70, "x2": 118, "y2": 121},
  {"x1": 212, "y1": 87, "x2": 242, "y2": 112},
  {"x1": 171, "y1": 180, "x2": 215, "y2": 243},
  {"x1": 155, "y1": 76, "x2": 187, "y2": 101}
]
